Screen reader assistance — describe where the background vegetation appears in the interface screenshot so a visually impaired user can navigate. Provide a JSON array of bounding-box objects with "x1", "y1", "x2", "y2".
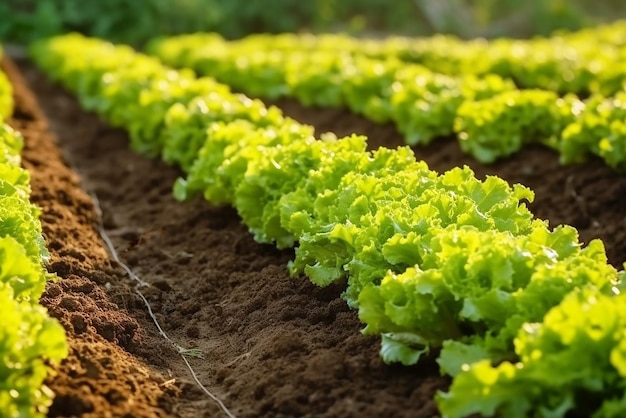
[{"x1": 0, "y1": 0, "x2": 624, "y2": 46}]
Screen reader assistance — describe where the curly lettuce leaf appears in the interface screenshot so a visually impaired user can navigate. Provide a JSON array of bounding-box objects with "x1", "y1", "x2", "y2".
[
  {"x1": 358, "y1": 223, "x2": 617, "y2": 367},
  {"x1": 0, "y1": 194, "x2": 48, "y2": 263},
  {"x1": 0, "y1": 283, "x2": 67, "y2": 418},
  {"x1": 162, "y1": 94, "x2": 285, "y2": 171},
  {"x1": 234, "y1": 133, "x2": 367, "y2": 249},
  {"x1": 174, "y1": 118, "x2": 314, "y2": 204},
  {"x1": 0, "y1": 124, "x2": 23, "y2": 166},
  {"x1": 438, "y1": 286, "x2": 626, "y2": 418},
  {"x1": 292, "y1": 165, "x2": 536, "y2": 306},
  {"x1": 455, "y1": 90, "x2": 578, "y2": 163},
  {"x1": 0, "y1": 70, "x2": 13, "y2": 121}
]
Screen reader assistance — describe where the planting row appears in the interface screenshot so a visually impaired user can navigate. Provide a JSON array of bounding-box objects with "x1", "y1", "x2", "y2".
[
  {"x1": 382, "y1": 20, "x2": 626, "y2": 96},
  {"x1": 147, "y1": 33, "x2": 626, "y2": 170},
  {"x1": 31, "y1": 33, "x2": 626, "y2": 418},
  {"x1": 146, "y1": 34, "x2": 516, "y2": 152},
  {"x1": 0, "y1": 49, "x2": 67, "y2": 418},
  {"x1": 151, "y1": 20, "x2": 626, "y2": 96}
]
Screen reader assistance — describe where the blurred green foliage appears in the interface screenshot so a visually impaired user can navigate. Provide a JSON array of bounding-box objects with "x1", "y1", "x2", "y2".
[{"x1": 0, "y1": 0, "x2": 624, "y2": 46}]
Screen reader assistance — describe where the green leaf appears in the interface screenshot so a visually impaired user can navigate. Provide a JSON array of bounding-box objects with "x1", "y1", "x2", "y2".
[
  {"x1": 0, "y1": 283, "x2": 67, "y2": 418},
  {"x1": 379, "y1": 333, "x2": 430, "y2": 366},
  {"x1": 437, "y1": 360, "x2": 532, "y2": 418},
  {"x1": 437, "y1": 338, "x2": 490, "y2": 377},
  {"x1": 0, "y1": 236, "x2": 45, "y2": 303},
  {"x1": 441, "y1": 287, "x2": 626, "y2": 418}
]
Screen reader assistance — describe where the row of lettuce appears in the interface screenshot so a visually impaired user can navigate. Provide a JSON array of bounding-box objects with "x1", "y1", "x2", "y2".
[
  {"x1": 383, "y1": 19, "x2": 626, "y2": 96},
  {"x1": 0, "y1": 47, "x2": 67, "y2": 418},
  {"x1": 149, "y1": 20, "x2": 626, "y2": 97},
  {"x1": 146, "y1": 31, "x2": 626, "y2": 171},
  {"x1": 31, "y1": 33, "x2": 626, "y2": 418}
]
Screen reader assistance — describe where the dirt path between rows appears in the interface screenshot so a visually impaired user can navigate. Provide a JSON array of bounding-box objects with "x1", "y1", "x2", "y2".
[{"x1": 5, "y1": 53, "x2": 626, "y2": 418}]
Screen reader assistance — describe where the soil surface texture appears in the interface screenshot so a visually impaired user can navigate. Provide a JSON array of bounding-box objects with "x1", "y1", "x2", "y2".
[{"x1": 4, "y1": 54, "x2": 626, "y2": 418}]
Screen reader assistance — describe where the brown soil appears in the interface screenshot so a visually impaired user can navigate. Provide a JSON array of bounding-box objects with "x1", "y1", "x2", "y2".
[{"x1": 3, "y1": 53, "x2": 626, "y2": 418}]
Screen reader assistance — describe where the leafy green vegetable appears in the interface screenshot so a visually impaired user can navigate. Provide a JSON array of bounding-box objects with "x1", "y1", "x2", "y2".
[
  {"x1": 0, "y1": 124, "x2": 24, "y2": 166},
  {"x1": 175, "y1": 118, "x2": 315, "y2": 205},
  {"x1": 455, "y1": 90, "x2": 580, "y2": 162},
  {"x1": 286, "y1": 150, "x2": 436, "y2": 291},
  {"x1": 130, "y1": 77, "x2": 230, "y2": 156},
  {"x1": 148, "y1": 33, "x2": 516, "y2": 148},
  {"x1": 290, "y1": 164, "x2": 535, "y2": 307},
  {"x1": 0, "y1": 73, "x2": 67, "y2": 416},
  {"x1": 0, "y1": 234, "x2": 45, "y2": 303},
  {"x1": 359, "y1": 224, "x2": 617, "y2": 368},
  {"x1": 162, "y1": 94, "x2": 286, "y2": 171},
  {"x1": 389, "y1": 71, "x2": 515, "y2": 145},
  {"x1": 438, "y1": 286, "x2": 626, "y2": 418},
  {"x1": 147, "y1": 27, "x2": 626, "y2": 97},
  {"x1": 0, "y1": 124, "x2": 48, "y2": 263},
  {"x1": 147, "y1": 31, "x2": 626, "y2": 169},
  {"x1": 0, "y1": 70, "x2": 13, "y2": 121},
  {"x1": 0, "y1": 193, "x2": 49, "y2": 263},
  {"x1": 0, "y1": 282, "x2": 67, "y2": 418},
  {"x1": 235, "y1": 133, "x2": 368, "y2": 249},
  {"x1": 560, "y1": 92, "x2": 626, "y2": 170}
]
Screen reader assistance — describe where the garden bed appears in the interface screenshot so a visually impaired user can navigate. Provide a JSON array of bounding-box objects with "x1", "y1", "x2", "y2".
[{"x1": 5, "y1": 52, "x2": 626, "y2": 418}]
